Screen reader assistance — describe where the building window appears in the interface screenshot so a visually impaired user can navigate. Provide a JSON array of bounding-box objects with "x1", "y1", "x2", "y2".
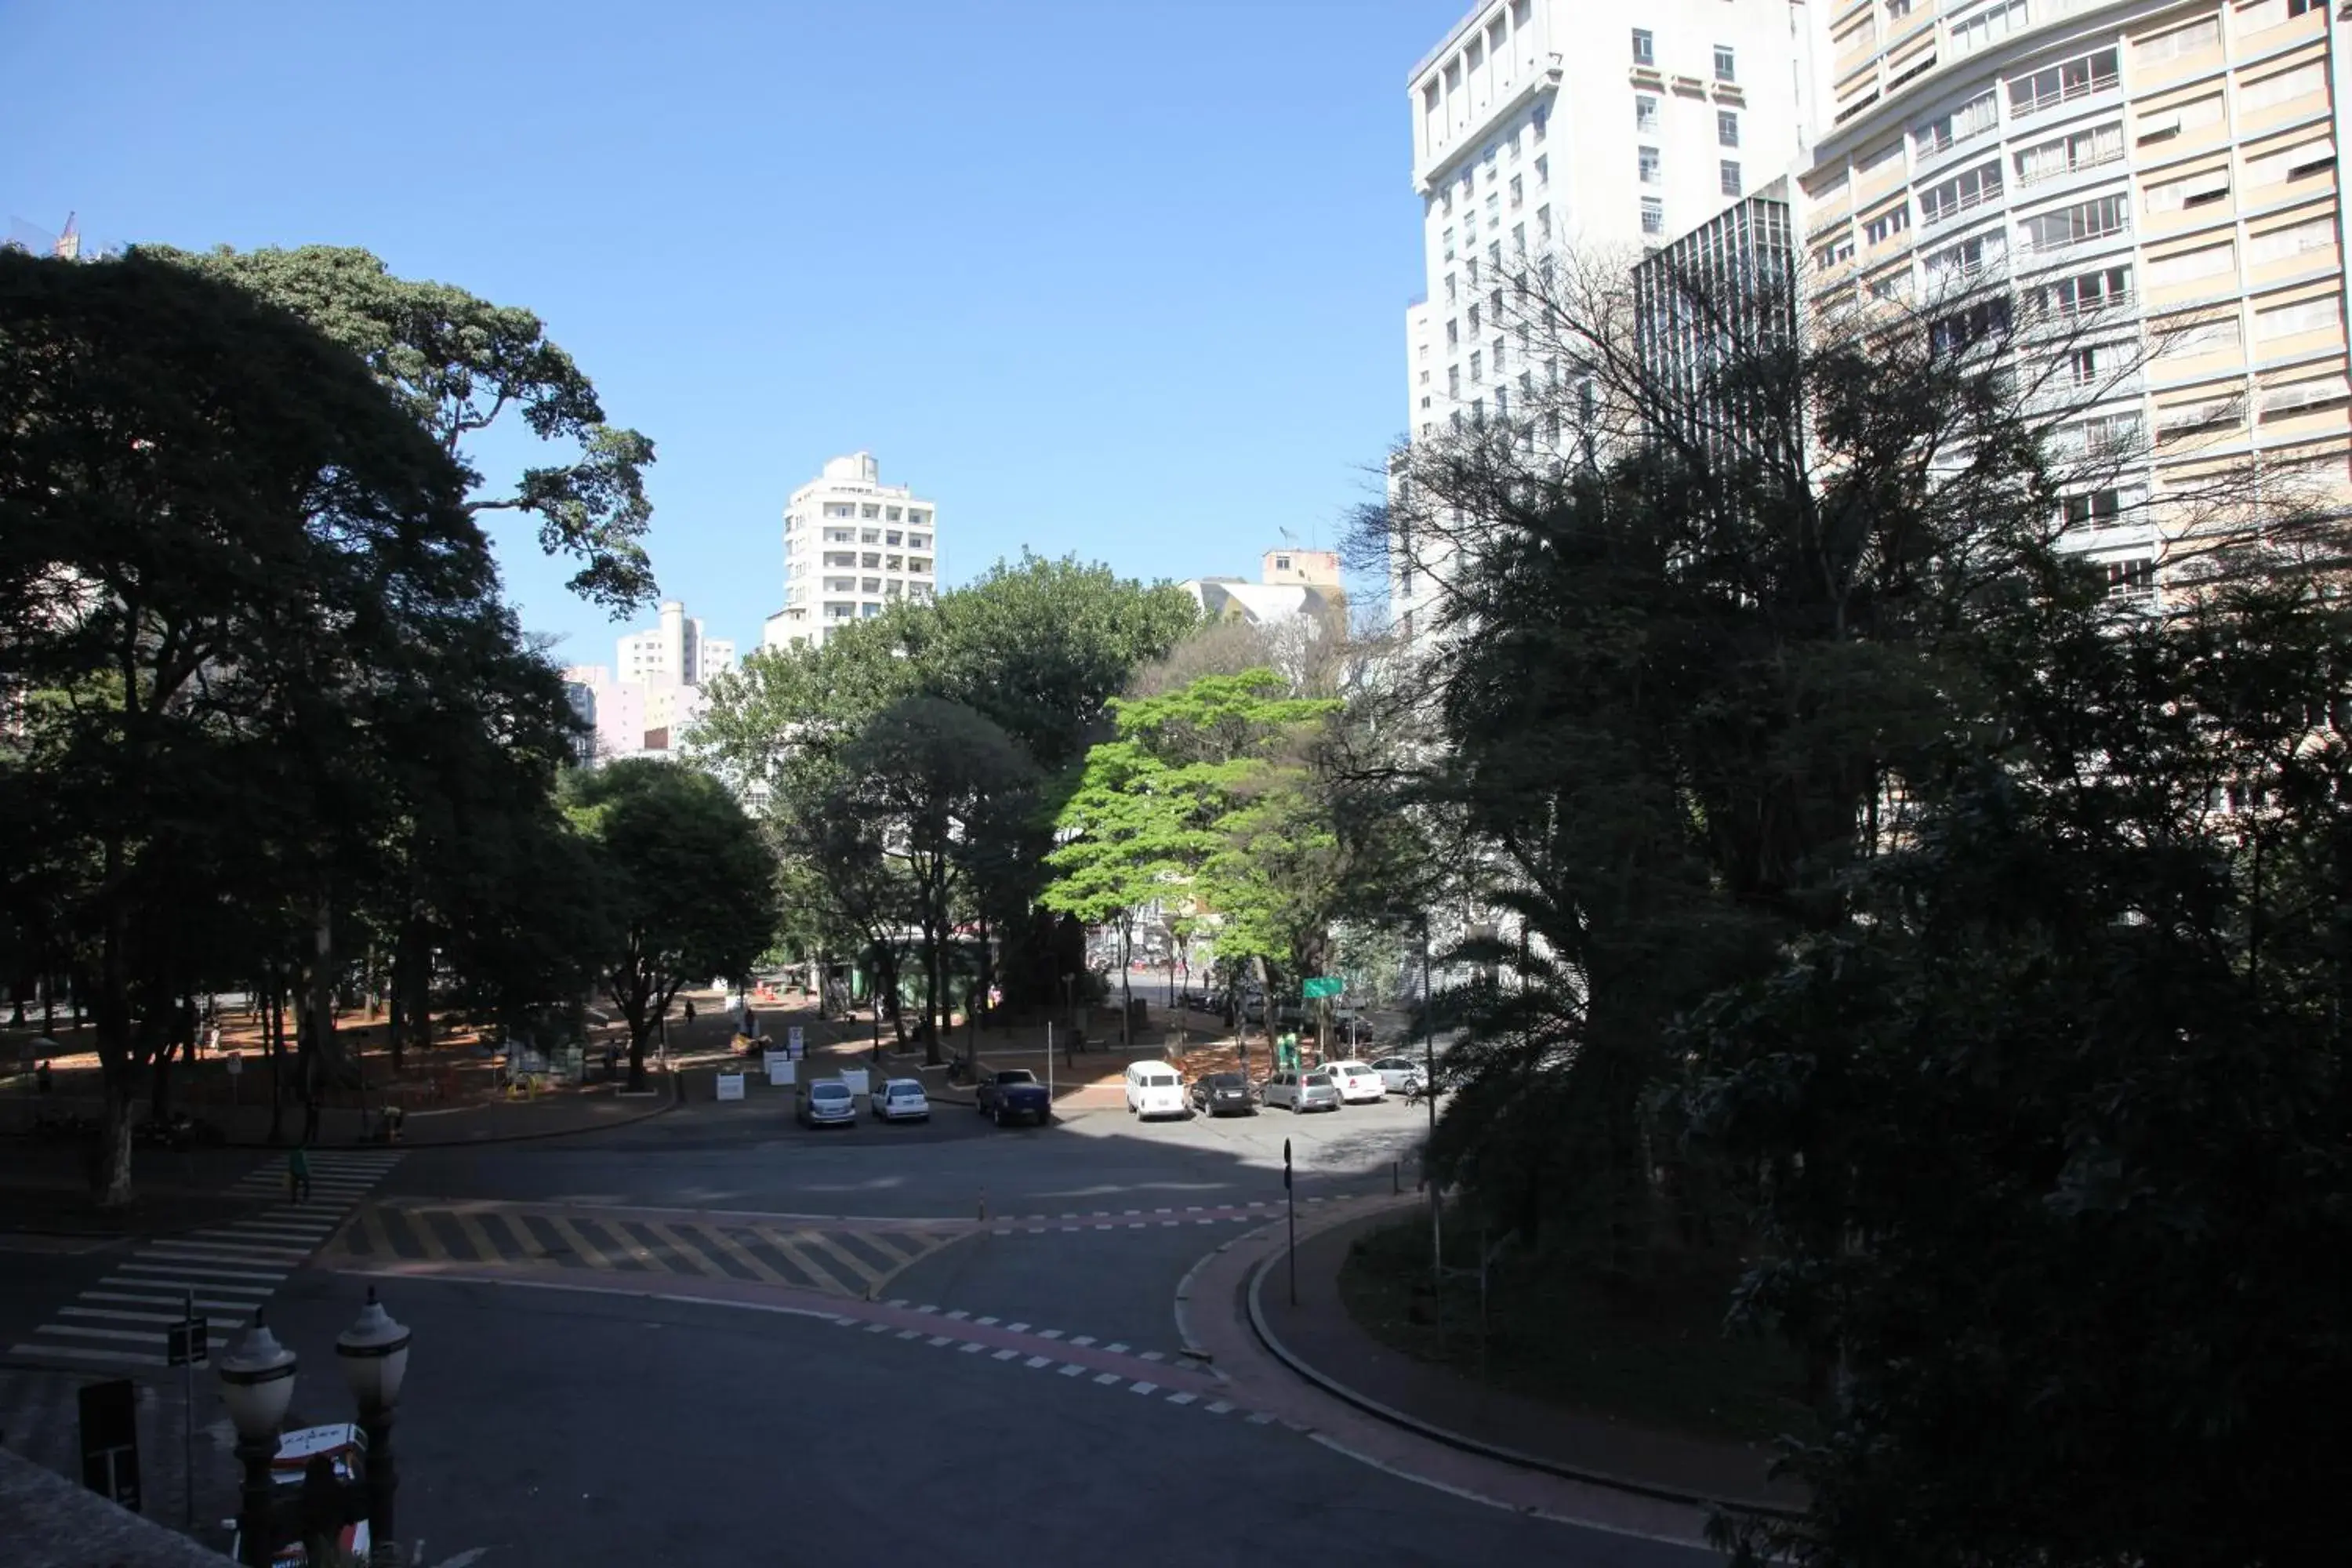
[
  {"x1": 2065, "y1": 489, "x2": 2122, "y2": 527},
  {"x1": 1719, "y1": 111, "x2": 1739, "y2": 148},
  {"x1": 2009, "y1": 49, "x2": 2119, "y2": 117},
  {"x1": 1448, "y1": 365, "x2": 1461, "y2": 396},
  {"x1": 1915, "y1": 89, "x2": 1999, "y2": 158},
  {"x1": 1951, "y1": 0, "x2": 2026, "y2": 57},
  {"x1": 1639, "y1": 146, "x2": 1661, "y2": 184},
  {"x1": 1714, "y1": 45, "x2": 1736, "y2": 82},
  {"x1": 1632, "y1": 28, "x2": 1654, "y2": 65},
  {"x1": 1720, "y1": 161, "x2": 1743, "y2": 198},
  {"x1": 1537, "y1": 205, "x2": 1551, "y2": 240},
  {"x1": 2037, "y1": 264, "x2": 2132, "y2": 316},
  {"x1": 2020, "y1": 194, "x2": 2129, "y2": 252},
  {"x1": 1918, "y1": 160, "x2": 2002, "y2": 223},
  {"x1": 1636, "y1": 94, "x2": 1660, "y2": 132},
  {"x1": 1446, "y1": 318, "x2": 1459, "y2": 346},
  {"x1": 2132, "y1": 16, "x2": 2220, "y2": 67},
  {"x1": 1444, "y1": 272, "x2": 1457, "y2": 303},
  {"x1": 1641, "y1": 197, "x2": 1664, "y2": 235},
  {"x1": 2015, "y1": 123, "x2": 2124, "y2": 184},
  {"x1": 1512, "y1": 222, "x2": 1526, "y2": 252},
  {"x1": 1534, "y1": 153, "x2": 1548, "y2": 185},
  {"x1": 1533, "y1": 104, "x2": 1547, "y2": 140},
  {"x1": 1442, "y1": 227, "x2": 1456, "y2": 261},
  {"x1": 1509, "y1": 174, "x2": 1523, "y2": 207},
  {"x1": 2066, "y1": 347, "x2": 2100, "y2": 387},
  {"x1": 1470, "y1": 350, "x2": 1483, "y2": 383}
]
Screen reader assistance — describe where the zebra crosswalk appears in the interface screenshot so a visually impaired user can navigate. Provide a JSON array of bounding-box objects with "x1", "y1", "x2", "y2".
[{"x1": 6, "y1": 1149, "x2": 405, "y2": 1372}]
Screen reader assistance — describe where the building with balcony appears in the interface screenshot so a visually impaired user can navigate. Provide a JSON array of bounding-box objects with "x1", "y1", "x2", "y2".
[
  {"x1": 762, "y1": 452, "x2": 938, "y2": 651},
  {"x1": 1798, "y1": 0, "x2": 2351, "y2": 601},
  {"x1": 1395, "y1": 1, "x2": 1820, "y2": 638}
]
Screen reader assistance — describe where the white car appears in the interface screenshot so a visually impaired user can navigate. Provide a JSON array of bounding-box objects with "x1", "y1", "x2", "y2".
[
  {"x1": 869, "y1": 1078, "x2": 930, "y2": 1123},
  {"x1": 1368, "y1": 1054, "x2": 1425, "y2": 1095},
  {"x1": 1326, "y1": 1060, "x2": 1386, "y2": 1104},
  {"x1": 1124, "y1": 1060, "x2": 1189, "y2": 1119}
]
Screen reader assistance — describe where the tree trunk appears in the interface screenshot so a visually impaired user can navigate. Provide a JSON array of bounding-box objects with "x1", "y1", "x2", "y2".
[
  {"x1": 265, "y1": 978, "x2": 288, "y2": 1148},
  {"x1": 307, "y1": 891, "x2": 361, "y2": 1088},
  {"x1": 1119, "y1": 919, "x2": 1132, "y2": 1047}
]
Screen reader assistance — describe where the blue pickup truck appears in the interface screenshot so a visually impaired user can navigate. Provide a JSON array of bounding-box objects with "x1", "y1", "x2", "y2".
[{"x1": 976, "y1": 1069, "x2": 1051, "y2": 1127}]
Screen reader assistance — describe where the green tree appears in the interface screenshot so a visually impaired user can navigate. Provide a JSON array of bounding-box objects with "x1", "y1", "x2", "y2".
[
  {"x1": 568, "y1": 760, "x2": 776, "y2": 1088},
  {"x1": 1684, "y1": 554, "x2": 2352, "y2": 1568},
  {"x1": 138, "y1": 244, "x2": 658, "y2": 613},
  {"x1": 0, "y1": 249, "x2": 515, "y2": 1200},
  {"x1": 827, "y1": 698, "x2": 1037, "y2": 1063},
  {"x1": 1044, "y1": 670, "x2": 1341, "y2": 1039}
]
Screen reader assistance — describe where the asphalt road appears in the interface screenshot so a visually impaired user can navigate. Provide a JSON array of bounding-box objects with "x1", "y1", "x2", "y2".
[{"x1": 3, "y1": 1093, "x2": 1720, "y2": 1566}]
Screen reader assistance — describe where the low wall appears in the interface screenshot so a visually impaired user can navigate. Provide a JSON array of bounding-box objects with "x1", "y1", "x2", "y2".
[{"x1": 0, "y1": 1446, "x2": 236, "y2": 1566}]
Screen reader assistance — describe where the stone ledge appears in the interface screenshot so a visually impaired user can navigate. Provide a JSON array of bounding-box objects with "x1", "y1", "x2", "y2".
[{"x1": 0, "y1": 1445, "x2": 235, "y2": 1566}]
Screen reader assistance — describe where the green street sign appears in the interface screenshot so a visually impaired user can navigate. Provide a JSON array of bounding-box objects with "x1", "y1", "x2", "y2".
[{"x1": 1301, "y1": 977, "x2": 1343, "y2": 1000}]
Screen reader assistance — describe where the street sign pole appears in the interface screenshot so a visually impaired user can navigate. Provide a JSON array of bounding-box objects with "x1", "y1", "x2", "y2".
[
  {"x1": 1283, "y1": 1138, "x2": 1296, "y2": 1306},
  {"x1": 180, "y1": 1290, "x2": 194, "y2": 1530}
]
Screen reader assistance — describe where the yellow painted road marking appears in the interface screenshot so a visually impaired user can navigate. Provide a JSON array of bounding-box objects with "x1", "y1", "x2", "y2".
[
  {"x1": 590, "y1": 1218, "x2": 663, "y2": 1270},
  {"x1": 356, "y1": 1207, "x2": 398, "y2": 1261},
  {"x1": 402, "y1": 1208, "x2": 450, "y2": 1264},
  {"x1": 690, "y1": 1223, "x2": 789, "y2": 1284},
  {"x1": 547, "y1": 1215, "x2": 612, "y2": 1269},
  {"x1": 642, "y1": 1221, "x2": 731, "y2": 1279},
  {"x1": 758, "y1": 1226, "x2": 877, "y2": 1293},
  {"x1": 494, "y1": 1210, "x2": 542, "y2": 1258},
  {"x1": 451, "y1": 1210, "x2": 502, "y2": 1264}
]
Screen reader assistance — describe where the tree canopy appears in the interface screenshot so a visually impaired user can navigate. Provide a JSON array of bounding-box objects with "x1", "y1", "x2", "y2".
[{"x1": 136, "y1": 243, "x2": 659, "y2": 614}]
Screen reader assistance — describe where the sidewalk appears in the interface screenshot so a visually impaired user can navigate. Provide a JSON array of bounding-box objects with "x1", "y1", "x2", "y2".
[{"x1": 1246, "y1": 1203, "x2": 1806, "y2": 1516}]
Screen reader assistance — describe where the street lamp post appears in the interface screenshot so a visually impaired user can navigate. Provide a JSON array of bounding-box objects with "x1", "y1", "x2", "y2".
[
  {"x1": 336, "y1": 1287, "x2": 411, "y2": 1566},
  {"x1": 217, "y1": 1315, "x2": 298, "y2": 1568}
]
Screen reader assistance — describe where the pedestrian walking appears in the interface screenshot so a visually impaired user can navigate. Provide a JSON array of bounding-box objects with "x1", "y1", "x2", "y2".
[
  {"x1": 287, "y1": 1144, "x2": 312, "y2": 1203},
  {"x1": 683, "y1": 999, "x2": 696, "y2": 1027}
]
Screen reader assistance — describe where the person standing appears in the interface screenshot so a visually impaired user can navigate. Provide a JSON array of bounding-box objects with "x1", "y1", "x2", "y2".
[
  {"x1": 683, "y1": 998, "x2": 696, "y2": 1028},
  {"x1": 287, "y1": 1143, "x2": 312, "y2": 1203}
]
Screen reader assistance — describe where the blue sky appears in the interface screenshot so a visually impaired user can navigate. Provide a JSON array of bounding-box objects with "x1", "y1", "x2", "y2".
[{"x1": 4, "y1": 0, "x2": 1461, "y2": 665}]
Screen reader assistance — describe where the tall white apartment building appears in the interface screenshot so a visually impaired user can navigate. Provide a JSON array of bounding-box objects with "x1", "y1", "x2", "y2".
[
  {"x1": 1404, "y1": 1, "x2": 1817, "y2": 441},
  {"x1": 1394, "y1": 2, "x2": 1817, "y2": 644},
  {"x1": 1798, "y1": 0, "x2": 2352, "y2": 592},
  {"x1": 761, "y1": 452, "x2": 939, "y2": 651}
]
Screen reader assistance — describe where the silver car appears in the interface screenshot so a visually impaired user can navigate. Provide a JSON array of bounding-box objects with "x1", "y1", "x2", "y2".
[
  {"x1": 796, "y1": 1079, "x2": 856, "y2": 1127},
  {"x1": 1369, "y1": 1054, "x2": 1425, "y2": 1095},
  {"x1": 1263, "y1": 1069, "x2": 1341, "y2": 1113}
]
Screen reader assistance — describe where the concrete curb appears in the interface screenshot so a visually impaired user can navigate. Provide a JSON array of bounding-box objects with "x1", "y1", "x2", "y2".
[
  {"x1": 220, "y1": 1069, "x2": 685, "y2": 1151},
  {"x1": 1243, "y1": 1229, "x2": 1802, "y2": 1521}
]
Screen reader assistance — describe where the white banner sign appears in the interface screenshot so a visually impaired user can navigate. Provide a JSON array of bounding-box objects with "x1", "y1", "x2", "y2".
[
  {"x1": 715, "y1": 1073, "x2": 746, "y2": 1102},
  {"x1": 787, "y1": 1025, "x2": 804, "y2": 1058},
  {"x1": 223, "y1": 1052, "x2": 243, "y2": 1076},
  {"x1": 765, "y1": 1053, "x2": 795, "y2": 1087},
  {"x1": 839, "y1": 1068, "x2": 869, "y2": 1097}
]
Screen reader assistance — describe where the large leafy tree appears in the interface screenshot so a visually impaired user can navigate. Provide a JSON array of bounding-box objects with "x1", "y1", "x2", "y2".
[
  {"x1": 0, "y1": 249, "x2": 525, "y2": 1200},
  {"x1": 1044, "y1": 670, "x2": 1341, "y2": 1036},
  {"x1": 1684, "y1": 554, "x2": 2352, "y2": 1568},
  {"x1": 138, "y1": 244, "x2": 658, "y2": 613},
  {"x1": 568, "y1": 760, "x2": 775, "y2": 1087},
  {"x1": 826, "y1": 698, "x2": 1037, "y2": 1063}
]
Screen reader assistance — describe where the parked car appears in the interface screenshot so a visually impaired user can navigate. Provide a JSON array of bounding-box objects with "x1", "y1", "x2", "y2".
[
  {"x1": 1368, "y1": 1055, "x2": 1425, "y2": 1096},
  {"x1": 1262, "y1": 1069, "x2": 1341, "y2": 1113},
  {"x1": 1123, "y1": 1060, "x2": 1189, "y2": 1120},
  {"x1": 1188, "y1": 1071, "x2": 1258, "y2": 1118},
  {"x1": 869, "y1": 1078, "x2": 930, "y2": 1123},
  {"x1": 1325, "y1": 1060, "x2": 1386, "y2": 1104},
  {"x1": 977, "y1": 1069, "x2": 1052, "y2": 1127},
  {"x1": 222, "y1": 1423, "x2": 371, "y2": 1567},
  {"x1": 796, "y1": 1079, "x2": 856, "y2": 1127},
  {"x1": 1241, "y1": 993, "x2": 1268, "y2": 1025}
]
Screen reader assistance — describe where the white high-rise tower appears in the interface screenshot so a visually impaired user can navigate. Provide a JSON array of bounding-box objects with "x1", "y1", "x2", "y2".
[{"x1": 762, "y1": 452, "x2": 939, "y2": 651}]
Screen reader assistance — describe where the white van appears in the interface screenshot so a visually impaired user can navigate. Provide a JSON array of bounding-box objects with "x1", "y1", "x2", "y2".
[{"x1": 1124, "y1": 1060, "x2": 1188, "y2": 1120}]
